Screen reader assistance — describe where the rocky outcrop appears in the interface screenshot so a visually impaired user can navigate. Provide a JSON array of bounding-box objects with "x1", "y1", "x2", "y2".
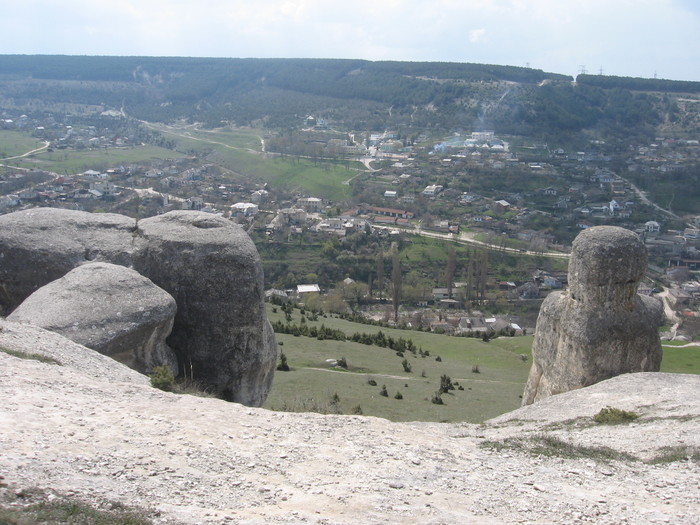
[
  {"x1": 0, "y1": 208, "x2": 276, "y2": 405},
  {"x1": 522, "y1": 226, "x2": 663, "y2": 405},
  {"x1": 7, "y1": 262, "x2": 178, "y2": 375},
  {"x1": 0, "y1": 208, "x2": 137, "y2": 314},
  {"x1": 133, "y1": 211, "x2": 276, "y2": 405},
  {"x1": 1, "y1": 319, "x2": 698, "y2": 525}
]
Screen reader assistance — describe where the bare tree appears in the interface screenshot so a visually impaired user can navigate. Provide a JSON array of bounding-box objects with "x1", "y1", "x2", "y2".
[
  {"x1": 446, "y1": 246, "x2": 456, "y2": 300},
  {"x1": 391, "y1": 244, "x2": 402, "y2": 323},
  {"x1": 376, "y1": 250, "x2": 385, "y2": 301}
]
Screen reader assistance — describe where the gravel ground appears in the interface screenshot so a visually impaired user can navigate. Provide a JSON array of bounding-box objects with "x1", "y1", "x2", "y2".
[{"x1": 1, "y1": 319, "x2": 699, "y2": 524}]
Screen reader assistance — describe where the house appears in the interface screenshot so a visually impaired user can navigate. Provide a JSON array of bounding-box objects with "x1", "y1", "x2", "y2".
[
  {"x1": 645, "y1": 221, "x2": 661, "y2": 233},
  {"x1": 182, "y1": 197, "x2": 204, "y2": 210},
  {"x1": 684, "y1": 228, "x2": 699, "y2": 240},
  {"x1": 231, "y1": 202, "x2": 259, "y2": 217},
  {"x1": 422, "y1": 184, "x2": 443, "y2": 197},
  {"x1": 383, "y1": 190, "x2": 398, "y2": 199},
  {"x1": 251, "y1": 190, "x2": 269, "y2": 204},
  {"x1": 297, "y1": 197, "x2": 322, "y2": 211},
  {"x1": 265, "y1": 289, "x2": 289, "y2": 302},
  {"x1": 297, "y1": 284, "x2": 321, "y2": 295}
]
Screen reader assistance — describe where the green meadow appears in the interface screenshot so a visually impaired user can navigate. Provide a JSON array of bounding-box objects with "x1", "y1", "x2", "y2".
[
  {"x1": 0, "y1": 130, "x2": 46, "y2": 158},
  {"x1": 263, "y1": 304, "x2": 700, "y2": 423},
  {"x1": 158, "y1": 126, "x2": 360, "y2": 201},
  {"x1": 263, "y1": 304, "x2": 533, "y2": 423}
]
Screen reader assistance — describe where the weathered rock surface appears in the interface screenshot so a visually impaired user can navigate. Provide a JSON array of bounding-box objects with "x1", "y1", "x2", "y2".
[
  {"x1": 0, "y1": 207, "x2": 137, "y2": 315},
  {"x1": 0, "y1": 208, "x2": 276, "y2": 405},
  {"x1": 523, "y1": 226, "x2": 663, "y2": 405},
  {"x1": 134, "y1": 211, "x2": 276, "y2": 405},
  {"x1": 8, "y1": 262, "x2": 178, "y2": 375},
  {"x1": 1, "y1": 319, "x2": 698, "y2": 525}
]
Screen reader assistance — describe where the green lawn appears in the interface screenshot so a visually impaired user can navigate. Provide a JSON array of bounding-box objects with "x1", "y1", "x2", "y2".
[
  {"x1": 162, "y1": 128, "x2": 360, "y2": 201},
  {"x1": 263, "y1": 304, "x2": 700, "y2": 422},
  {"x1": 0, "y1": 130, "x2": 46, "y2": 158},
  {"x1": 263, "y1": 304, "x2": 532, "y2": 423},
  {"x1": 21, "y1": 145, "x2": 186, "y2": 174},
  {"x1": 660, "y1": 344, "x2": 700, "y2": 374}
]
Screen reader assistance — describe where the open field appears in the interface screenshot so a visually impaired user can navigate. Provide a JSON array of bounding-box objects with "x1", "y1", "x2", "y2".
[
  {"x1": 16, "y1": 145, "x2": 186, "y2": 174},
  {"x1": 263, "y1": 304, "x2": 700, "y2": 422},
  {"x1": 263, "y1": 304, "x2": 533, "y2": 423},
  {"x1": 0, "y1": 130, "x2": 45, "y2": 158},
  {"x1": 152, "y1": 125, "x2": 361, "y2": 201},
  {"x1": 661, "y1": 344, "x2": 700, "y2": 374}
]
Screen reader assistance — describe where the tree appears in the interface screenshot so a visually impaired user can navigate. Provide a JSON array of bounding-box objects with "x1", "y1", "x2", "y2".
[
  {"x1": 376, "y1": 250, "x2": 385, "y2": 301},
  {"x1": 445, "y1": 246, "x2": 456, "y2": 300},
  {"x1": 391, "y1": 244, "x2": 402, "y2": 323}
]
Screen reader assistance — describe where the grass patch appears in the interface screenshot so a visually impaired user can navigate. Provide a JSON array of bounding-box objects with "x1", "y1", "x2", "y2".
[
  {"x1": 26, "y1": 145, "x2": 185, "y2": 174},
  {"x1": 263, "y1": 304, "x2": 531, "y2": 423},
  {"x1": 480, "y1": 434, "x2": 638, "y2": 463},
  {"x1": 648, "y1": 446, "x2": 700, "y2": 465},
  {"x1": 0, "y1": 487, "x2": 155, "y2": 525},
  {"x1": 0, "y1": 346, "x2": 62, "y2": 366},
  {"x1": 660, "y1": 344, "x2": 700, "y2": 374},
  {"x1": 0, "y1": 130, "x2": 46, "y2": 158},
  {"x1": 593, "y1": 406, "x2": 639, "y2": 425},
  {"x1": 163, "y1": 128, "x2": 358, "y2": 201}
]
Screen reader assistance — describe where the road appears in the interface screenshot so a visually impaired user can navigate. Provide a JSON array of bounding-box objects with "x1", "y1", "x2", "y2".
[
  {"x1": 0, "y1": 140, "x2": 50, "y2": 168},
  {"x1": 374, "y1": 224, "x2": 570, "y2": 259}
]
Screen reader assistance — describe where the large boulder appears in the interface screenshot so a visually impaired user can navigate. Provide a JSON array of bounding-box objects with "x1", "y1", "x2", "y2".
[
  {"x1": 0, "y1": 207, "x2": 137, "y2": 315},
  {"x1": 0, "y1": 208, "x2": 276, "y2": 405},
  {"x1": 133, "y1": 211, "x2": 276, "y2": 405},
  {"x1": 522, "y1": 226, "x2": 663, "y2": 405},
  {"x1": 7, "y1": 262, "x2": 178, "y2": 375}
]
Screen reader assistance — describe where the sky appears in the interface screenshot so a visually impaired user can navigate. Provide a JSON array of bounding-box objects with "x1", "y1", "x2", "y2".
[{"x1": 2, "y1": 0, "x2": 699, "y2": 82}]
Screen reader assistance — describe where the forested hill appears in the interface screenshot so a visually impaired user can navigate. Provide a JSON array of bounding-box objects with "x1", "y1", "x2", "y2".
[{"x1": 0, "y1": 55, "x2": 698, "y2": 142}]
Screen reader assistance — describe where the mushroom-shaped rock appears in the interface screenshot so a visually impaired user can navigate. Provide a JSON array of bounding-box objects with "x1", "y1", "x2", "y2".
[
  {"x1": 522, "y1": 226, "x2": 663, "y2": 405},
  {"x1": 8, "y1": 262, "x2": 178, "y2": 375}
]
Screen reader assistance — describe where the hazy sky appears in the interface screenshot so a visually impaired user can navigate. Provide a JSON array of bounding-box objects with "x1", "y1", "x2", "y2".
[{"x1": 2, "y1": 0, "x2": 699, "y2": 81}]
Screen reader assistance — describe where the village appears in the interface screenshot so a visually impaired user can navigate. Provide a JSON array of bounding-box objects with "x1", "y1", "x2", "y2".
[{"x1": 2, "y1": 111, "x2": 700, "y2": 337}]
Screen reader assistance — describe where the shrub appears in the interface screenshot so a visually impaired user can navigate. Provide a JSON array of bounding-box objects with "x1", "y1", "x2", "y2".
[
  {"x1": 367, "y1": 379, "x2": 377, "y2": 386},
  {"x1": 471, "y1": 364, "x2": 480, "y2": 374},
  {"x1": 150, "y1": 366, "x2": 175, "y2": 391},
  {"x1": 277, "y1": 351, "x2": 290, "y2": 371},
  {"x1": 394, "y1": 392, "x2": 403, "y2": 400},
  {"x1": 402, "y1": 359, "x2": 412, "y2": 373},
  {"x1": 379, "y1": 385, "x2": 388, "y2": 397},
  {"x1": 337, "y1": 357, "x2": 348, "y2": 369},
  {"x1": 435, "y1": 355, "x2": 442, "y2": 362},
  {"x1": 431, "y1": 391, "x2": 444, "y2": 405},
  {"x1": 593, "y1": 406, "x2": 639, "y2": 424},
  {"x1": 351, "y1": 404, "x2": 363, "y2": 415},
  {"x1": 439, "y1": 374, "x2": 454, "y2": 393}
]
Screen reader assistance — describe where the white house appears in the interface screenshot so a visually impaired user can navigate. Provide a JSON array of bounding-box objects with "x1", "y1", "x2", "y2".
[{"x1": 231, "y1": 202, "x2": 259, "y2": 217}]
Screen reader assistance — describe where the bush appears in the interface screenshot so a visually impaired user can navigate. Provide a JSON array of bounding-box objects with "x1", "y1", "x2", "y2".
[
  {"x1": 367, "y1": 378, "x2": 377, "y2": 386},
  {"x1": 380, "y1": 384, "x2": 388, "y2": 397},
  {"x1": 431, "y1": 391, "x2": 444, "y2": 405},
  {"x1": 150, "y1": 366, "x2": 175, "y2": 391},
  {"x1": 471, "y1": 364, "x2": 480, "y2": 374},
  {"x1": 593, "y1": 406, "x2": 639, "y2": 424},
  {"x1": 402, "y1": 359, "x2": 412, "y2": 373},
  {"x1": 394, "y1": 392, "x2": 403, "y2": 400},
  {"x1": 351, "y1": 404, "x2": 363, "y2": 415},
  {"x1": 337, "y1": 357, "x2": 348, "y2": 369},
  {"x1": 439, "y1": 374, "x2": 454, "y2": 393},
  {"x1": 277, "y1": 351, "x2": 290, "y2": 371}
]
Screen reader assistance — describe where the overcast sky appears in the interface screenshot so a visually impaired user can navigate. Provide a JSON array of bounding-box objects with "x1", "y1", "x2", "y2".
[{"x1": 2, "y1": 0, "x2": 699, "y2": 81}]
